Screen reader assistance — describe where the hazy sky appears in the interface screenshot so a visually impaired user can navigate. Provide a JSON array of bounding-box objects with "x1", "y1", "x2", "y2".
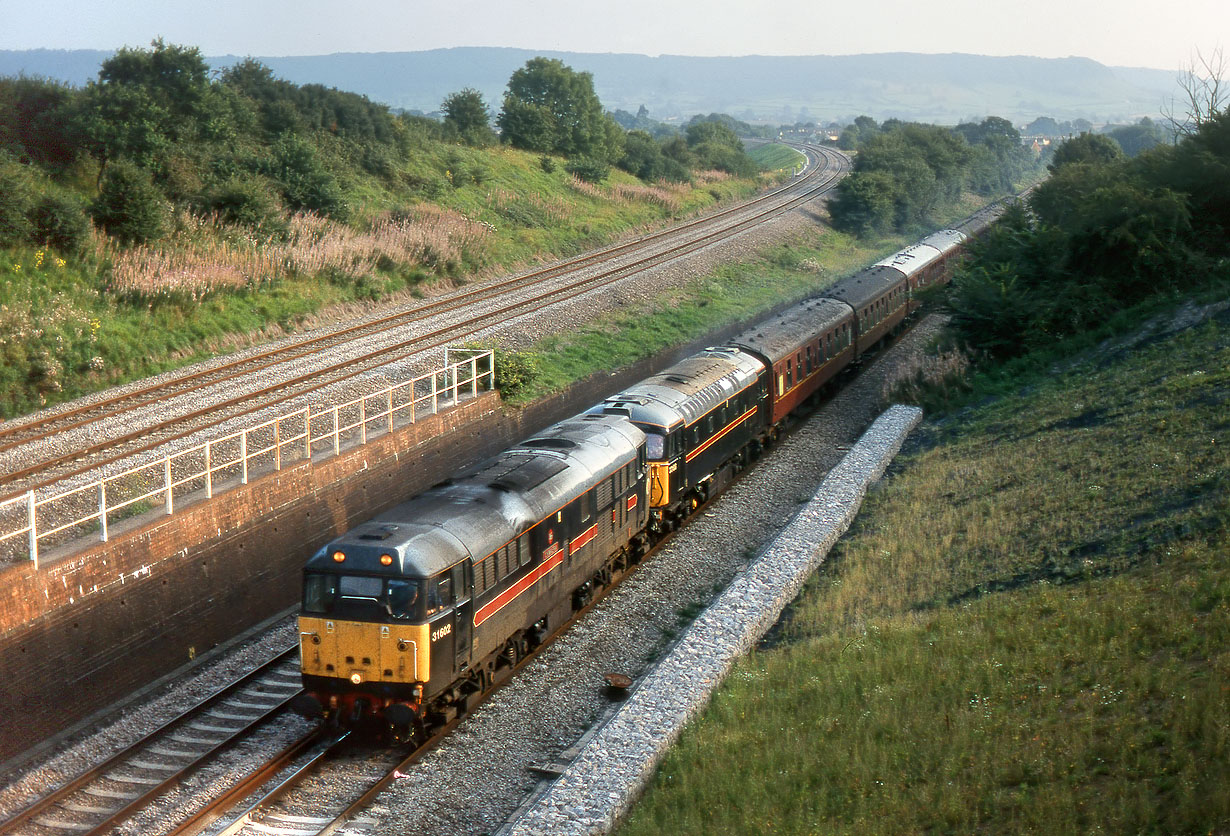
[{"x1": 0, "y1": 0, "x2": 1222, "y2": 72}]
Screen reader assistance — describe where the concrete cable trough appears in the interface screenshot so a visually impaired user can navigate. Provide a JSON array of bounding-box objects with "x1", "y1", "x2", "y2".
[{"x1": 502, "y1": 404, "x2": 924, "y2": 836}]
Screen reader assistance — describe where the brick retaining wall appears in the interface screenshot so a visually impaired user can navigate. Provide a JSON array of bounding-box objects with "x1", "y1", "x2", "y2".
[{"x1": 0, "y1": 316, "x2": 778, "y2": 764}]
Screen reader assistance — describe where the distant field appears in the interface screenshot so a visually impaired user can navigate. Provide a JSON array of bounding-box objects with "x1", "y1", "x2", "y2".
[
  {"x1": 619, "y1": 304, "x2": 1230, "y2": 834},
  {"x1": 746, "y1": 143, "x2": 808, "y2": 174}
]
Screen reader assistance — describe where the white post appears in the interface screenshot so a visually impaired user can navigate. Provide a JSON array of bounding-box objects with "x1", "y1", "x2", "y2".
[
  {"x1": 387, "y1": 389, "x2": 394, "y2": 433},
  {"x1": 471, "y1": 356, "x2": 478, "y2": 397},
  {"x1": 304, "y1": 406, "x2": 312, "y2": 461},
  {"x1": 453, "y1": 363, "x2": 460, "y2": 404},
  {"x1": 333, "y1": 406, "x2": 340, "y2": 456},
  {"x1": 275, "y1": 419, "x2": 282, "y2": 470},
  {"x1": 165, "y1": 458, "x2": 173, "y2": 515},
  {"x1": 205, "y1": 441, "x2": 213, "y2": 498},
  {"x1": 360, "y1": 398, "x2": 367, "y2": 444},
  {"x1": 99, "y1": 482, "x2": 108, "y2": 542},
  {"x1": 27, "y1": 491, "x2": 37, "y2": 570},
  {"x1": 432, "y1": 373, "x2": 438, "y2": 415},
  {"x1": 241, "y1": 431, "x2": 249, "y2": 485}
]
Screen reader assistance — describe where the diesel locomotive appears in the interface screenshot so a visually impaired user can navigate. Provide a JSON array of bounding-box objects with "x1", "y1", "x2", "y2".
[{"x1": 293, "y1": 199, "x2": 1008, "y2": 738}]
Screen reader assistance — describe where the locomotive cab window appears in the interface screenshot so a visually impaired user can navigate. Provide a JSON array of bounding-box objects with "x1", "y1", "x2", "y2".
[
  {"x1": 303, "y1": 573, "x2": 339, "y2": 614},
  {"x1": 386, "y1": 579, "x2": 420, "y2": 619},
  {"x1": 303, "y1": 572, "x2": 423, "y2": 621},
  {"x1": 646, "y1": 432, "x2": 665, "y2": 460},
  {"x1": 427, "y1": 576, "x2": 452, "y2": 616}
]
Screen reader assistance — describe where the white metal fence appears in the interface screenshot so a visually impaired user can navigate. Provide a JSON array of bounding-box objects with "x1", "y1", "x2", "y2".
[{"x1": 0, "y1": 348, "x2": 495, "y2": 568}]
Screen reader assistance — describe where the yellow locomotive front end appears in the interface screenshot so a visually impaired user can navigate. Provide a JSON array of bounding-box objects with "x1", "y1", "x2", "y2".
[
  {"x1": 293, "y1": 567, "x2": 438, "y2": 736},
  {"x1": 299, "y1": 616, "x2": 430, "y2": 687}
]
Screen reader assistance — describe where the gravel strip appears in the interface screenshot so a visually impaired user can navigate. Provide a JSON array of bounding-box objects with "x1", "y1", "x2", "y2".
[{"x1": 502, "y1": 405, "x2": 923, "y2": 836}]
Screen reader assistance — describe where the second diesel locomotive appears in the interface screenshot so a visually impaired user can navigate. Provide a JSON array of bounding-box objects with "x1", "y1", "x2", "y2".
[{"x1": 293, "y1": 200, "x2": 1008, "y2": 737}]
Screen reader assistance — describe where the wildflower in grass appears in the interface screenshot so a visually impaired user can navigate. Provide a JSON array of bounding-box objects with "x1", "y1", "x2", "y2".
[
  {"x1": 56, "y1": 257, "x2": 66, "y2": 268},
  {"x1": 13, "y1": 264, "x2": 20, "y2": 272},
  {"x1": 34, "y1": 250, "x2": 44, "y2": 268}
]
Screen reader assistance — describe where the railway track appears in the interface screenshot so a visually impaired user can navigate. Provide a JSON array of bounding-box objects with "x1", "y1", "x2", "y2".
[
  {"x1": 2, "y1": 554, "x2": 634, "y2": 836},
  {"x1": 0, "y1": 144, "x2": 848, "y2": 502},
  {"x1": 0, "y1": 648, "x2": 304, "y2": 836},
  {"x1": 169, "y1": 527, "x2": 666, "y2": 836}
]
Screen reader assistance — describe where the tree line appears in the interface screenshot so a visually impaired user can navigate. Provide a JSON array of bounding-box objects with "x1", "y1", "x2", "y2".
[
  {"x1": 0, "y1": 43, "x2": 759, "y2": 253},
  {"x1": 827, "y1": 116, "x2": 1041, "y2": 237},
  {"x1": 947, "y1": 110, "x2": 1230, "y2": 357}
]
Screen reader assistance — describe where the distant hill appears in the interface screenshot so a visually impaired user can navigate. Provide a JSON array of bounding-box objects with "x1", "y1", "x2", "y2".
[{"x1": 0, "y1": 47, "x2": 1181, "y2": 126}]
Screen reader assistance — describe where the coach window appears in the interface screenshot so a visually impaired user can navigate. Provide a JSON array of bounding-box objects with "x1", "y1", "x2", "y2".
[{"x1": 519, "y1": 533, "x2": 532, "y2": 566}]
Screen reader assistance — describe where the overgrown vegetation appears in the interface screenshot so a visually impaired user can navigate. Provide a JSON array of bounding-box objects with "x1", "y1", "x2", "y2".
[
  {"x1": 829, "y1": 116, "x2": 1041, "y2": 236},
  {"x1": 0, "y1": 41, "x2": 776, "y2": 417},
  {"x1": 948, "y1": 109, "x2": 1230, "y2": 359}
]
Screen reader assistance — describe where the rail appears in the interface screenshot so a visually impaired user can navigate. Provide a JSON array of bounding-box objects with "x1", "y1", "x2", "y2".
[{"x1": 0, "y1": 348, "x2": 494, "y2": 567}]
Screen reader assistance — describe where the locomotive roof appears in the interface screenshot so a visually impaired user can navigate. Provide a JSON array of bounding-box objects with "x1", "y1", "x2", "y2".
[
  {"x1": 589, "y1": 346, "x2": 764, "y2": 431},
  {"x1": 823, "y1": 265, "x2": 906, "y2": 311},
  {"x1": 726, "y1": 297, "x2": 851, "y2": 364},
  {"x1": 873, "y1": 229, "x2": 966, "y2": 277},
  {"x1": 307, "y1": 413, "x2": 644, "y2": 579}
]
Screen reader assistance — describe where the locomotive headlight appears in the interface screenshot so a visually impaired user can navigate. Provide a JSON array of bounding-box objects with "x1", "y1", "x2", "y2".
[
  {"x1": 380, "y1": 553, "x2": 394, "y2": 566},
  {"x1": 350, "y1": 673, "x2": 362, "y2": 684},
  {"x1": 332, "y1": 551, "x2": 346, "y2": 563}
]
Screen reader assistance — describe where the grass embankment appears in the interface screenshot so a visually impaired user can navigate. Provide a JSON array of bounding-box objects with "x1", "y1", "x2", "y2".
[
  {"x1": 502, "y1": 186, "x2": 992, "y2": 404},
  {"x1": 619, "y1": 307, "x2": 1229, "y2": 834},
  {"x1": 746, "y1": 143, "x2": 808, "y2": 175},
  {"x1": 517, "y1": 226, "x2": 894, "y2": 400},
  {"x1": 0, "y1": 147, "x2": 766, "y2": 419}
]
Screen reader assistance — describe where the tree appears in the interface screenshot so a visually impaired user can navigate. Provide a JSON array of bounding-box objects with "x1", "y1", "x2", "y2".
[
  {"x1": 618, "y1": 130, "x2": 689, "y2": 182},
  {"x1": 1163, "y1": 47, "x2": 1227, "y2": 138},
  {"x1": 1106, "y1": 118, "x2": 1166, "y2": 157},
  {"x1": 91, "y1": 160, "x2": 169, "y2": 245},
  {"x1": 1024, "y1": 116, "x2": 1064, "y2": 136},
  {"x1": 497, "y1": 58, "x2": 623, "y2": 162},
  {"x1": 0, "y1": 158, "x2": 34, "y2": 247},
  {"x1": 442, "y1": 88, "x2": 496, "y2": 147},
  {"x1": 70, "y1": 39, "x2": 215, "y2": 180},
  {"x1": 1048, "y1": 132, "x2": 1125, "y2": 172},
  {"x1": 0, "y1": 76, "x2": 79, "y2": 169}
]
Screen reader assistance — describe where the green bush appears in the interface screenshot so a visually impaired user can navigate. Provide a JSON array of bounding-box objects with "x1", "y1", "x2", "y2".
[
  {"x1": 262, "y1": 136, "x2": 348, "y2": 219},
  {"x1": 29, "y1": 192, "x2": 92, "y2": 253},
  {"x1": 565, "y1": 157, "x2": 610, "y2": 183},
  {"x1": 204, "y1": 176, "x2": 288, "y2": 238},
  {"x1": 494, "y1": 348, "x2": 540, "y2": 399},
  {"x1": 91, "y1": 161, "x2": 169, "y2": 245}
]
